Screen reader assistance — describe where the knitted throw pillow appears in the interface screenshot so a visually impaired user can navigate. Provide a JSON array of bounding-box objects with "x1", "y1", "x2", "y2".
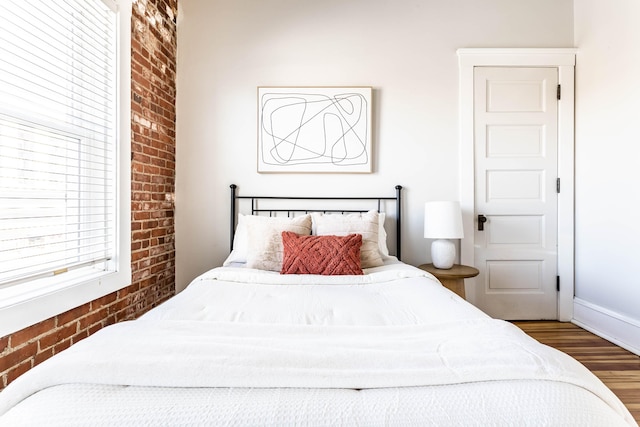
[{"x1": 280, "y1": 232, "x2": 364, "y2": 275}]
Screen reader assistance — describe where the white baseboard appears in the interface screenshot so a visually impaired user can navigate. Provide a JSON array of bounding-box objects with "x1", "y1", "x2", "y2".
[{"x1": 573, "y1": 298, "x2": 640, "y2": 356}]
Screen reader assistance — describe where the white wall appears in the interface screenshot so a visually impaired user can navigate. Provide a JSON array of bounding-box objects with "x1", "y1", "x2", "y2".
[
  {"x1": 175, "y1": 0, "x2": 574, "y2": 292},
  {"x1": 573, "y1": 0, "x2": 640, "y2": 353}
]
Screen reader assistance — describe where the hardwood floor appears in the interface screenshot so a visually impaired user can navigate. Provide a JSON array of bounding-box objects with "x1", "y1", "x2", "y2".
[{"x1": 514, "y1": 321, "x2": 640, "y2": 424}]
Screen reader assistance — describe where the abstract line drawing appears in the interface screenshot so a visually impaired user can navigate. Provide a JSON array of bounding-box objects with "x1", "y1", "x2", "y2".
[{"x1": 258, "y1": 87, "x2": 372, "y2": 173}]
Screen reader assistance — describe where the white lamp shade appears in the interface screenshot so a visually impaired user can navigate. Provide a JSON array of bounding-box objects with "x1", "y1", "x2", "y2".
[{"x1": 424, "y1": 201, "x2": 464, "y2": 239}]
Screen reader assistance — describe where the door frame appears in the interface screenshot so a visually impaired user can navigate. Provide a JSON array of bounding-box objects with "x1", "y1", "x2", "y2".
[{"x1": 457, "y1": 48, "x2": 577, "y2": 321}]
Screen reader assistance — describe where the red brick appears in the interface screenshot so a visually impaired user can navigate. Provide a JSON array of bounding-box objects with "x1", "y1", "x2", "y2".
[
  {"x1": 132, "y1": 249, "x2": 150, "y2": 262},
  {"x1": 132, "y1": 230, "x2": 151, "y2": 241},
  {"x1": 88, "y1": 323, "x2": 104, "y2": 336},
  {"x1": 10, "y1": 318, "x2": 56, "y2": 348},
  {"x1": 117, "y1": 284, "x2": 136, "y2": 300},
  {"x1": 33, "y1": 347, "x2": 54, "y2": 366},
  {"x1": 105, "y1": 315, "x2": 117, "y2": 326},
  {"x1": 79, "y1": 308, "x2": 108, "y2": 331},
  {"x1": 39, "y1": 324, "x2": 78, "y2": 351},
  {"x1": 53, "y1": 339, "x2": 71, "y2": 354},
  {"x1": 0, "y1": 341, "x2": 37, "y2": 373},
  {"x1": 6, "y1": 360, "x2": 32, "y2": 385},
  {"x1": 58, "y1": 303, "x2": 90, "y2": 327},
  {"x1": 72, "y1": 330, "x2": 90, "y2": 345},
  {"x1": 92, "y1": 292, "x2": 118, "y2": 310},
  {"x1": 142, "y1": 145, "x2": 159, "y2": 157},
  {"x1": 134, "y1": 211, "x2": 151, "y2": 221},
  {"x1": 144, "y1": 220, "x2": 159, "y2": 229},
  {"x1": 133, "y1": 172, "x2": 151, "y2": 183}
]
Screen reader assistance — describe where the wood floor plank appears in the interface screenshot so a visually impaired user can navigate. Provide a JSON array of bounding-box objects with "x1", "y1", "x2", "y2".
[{"x1": 513, "y1": 321, "x2": 640, "y2": 424}]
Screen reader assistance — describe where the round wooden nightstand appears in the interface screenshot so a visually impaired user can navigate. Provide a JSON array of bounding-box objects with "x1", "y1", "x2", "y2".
[{"x1": 418, "y1": 263, "x2": 479, "y2": 299}]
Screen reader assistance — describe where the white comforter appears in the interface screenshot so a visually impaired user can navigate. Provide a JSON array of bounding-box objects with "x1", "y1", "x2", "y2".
[{"x1": 0, "y1": 263, "x2": 636, "y2": 426}]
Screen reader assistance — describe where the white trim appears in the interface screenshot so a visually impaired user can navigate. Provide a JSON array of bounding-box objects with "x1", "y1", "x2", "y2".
[
  {"x1": 457, "y1": 48, "x2": 578, "y2": 66},
  {"x1": 0, "y1": 0, "x2": 132, "y2": 338},
  {"x1": 457, "y1": 48, "x2": 576, "y2": 321},
  {"x1": 573, "y1": 298, "x2": 640, "y2": 356}
]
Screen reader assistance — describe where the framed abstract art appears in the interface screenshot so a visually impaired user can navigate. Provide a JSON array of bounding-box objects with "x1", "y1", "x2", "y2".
[{"x1": 257, "y1": 87, "x2": 372, "y2": 173}]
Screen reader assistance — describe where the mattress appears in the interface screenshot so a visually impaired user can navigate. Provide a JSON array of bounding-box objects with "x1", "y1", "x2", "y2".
[{"x1": 0, "y1": 262, "x2": 636, "y2": 426}]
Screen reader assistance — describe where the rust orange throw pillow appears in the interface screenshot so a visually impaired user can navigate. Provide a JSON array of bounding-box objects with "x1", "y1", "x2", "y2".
[{"x1": 280, "y1": 231, "x2": 364, "y2": 275}]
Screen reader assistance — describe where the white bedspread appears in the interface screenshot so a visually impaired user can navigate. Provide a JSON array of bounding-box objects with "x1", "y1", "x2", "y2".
[
  {"x1": 142, "y1": 264, "x2": 488, "y2": 326},
  {"x1": 197, "y1": 262, "x2": 433, "y2": 285},
  {"x1": 0, "y1": 316, "x2": 630, "y2": 418},
  {"x1": 0, "y1": 264, "x2": 636, "y2": 426}
]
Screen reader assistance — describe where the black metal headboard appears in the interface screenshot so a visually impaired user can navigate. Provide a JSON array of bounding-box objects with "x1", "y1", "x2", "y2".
[{"x1": 230, "y1": 184, "x2": 403, "y2": 260}]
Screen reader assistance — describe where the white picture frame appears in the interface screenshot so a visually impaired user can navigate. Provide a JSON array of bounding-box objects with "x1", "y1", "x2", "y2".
[{"x1": 257, "y1": 87, "x2": 372, "y2": 173}]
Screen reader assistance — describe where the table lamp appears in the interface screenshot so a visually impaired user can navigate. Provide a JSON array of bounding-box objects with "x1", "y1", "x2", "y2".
[{"x1": 423, "y1": 201, "x2": 464, "y2": 269}]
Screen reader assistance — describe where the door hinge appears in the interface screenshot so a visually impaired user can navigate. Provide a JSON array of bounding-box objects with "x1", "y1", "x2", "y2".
[
  {"x1": 557, "y1": 276, "x2": 560, "y2": 292},
  {"x1": 557, "y1": 84, "x2": 561, "y2": 100},
  {"x1": 556, "y1": 178, "x2": 560, "y2": 193}
]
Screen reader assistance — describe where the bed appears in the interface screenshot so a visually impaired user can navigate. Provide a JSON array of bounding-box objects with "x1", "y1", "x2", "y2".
[{"x1": 0, "y1": 185, "x2": 636, "y2": 426}]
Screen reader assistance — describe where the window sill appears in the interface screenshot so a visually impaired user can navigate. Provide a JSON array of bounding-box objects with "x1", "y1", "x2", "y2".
[{"x1": 0, "y1": 264, "x2": 131, "y2": 338}]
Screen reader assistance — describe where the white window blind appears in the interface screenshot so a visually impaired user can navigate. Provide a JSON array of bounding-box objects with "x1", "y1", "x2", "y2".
[{"x1": 0, "y1": 0, "x2": 118, "y2": 288}]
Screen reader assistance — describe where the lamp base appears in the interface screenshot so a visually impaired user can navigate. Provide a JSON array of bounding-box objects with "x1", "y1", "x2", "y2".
[{"x1": 431, "y1": 239, "x2": 456, "y2": 269}]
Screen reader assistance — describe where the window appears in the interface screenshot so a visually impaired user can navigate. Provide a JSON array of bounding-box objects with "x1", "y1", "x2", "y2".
[{"x1": 0, "y1": 0, "x2": 131, "y2": 337}]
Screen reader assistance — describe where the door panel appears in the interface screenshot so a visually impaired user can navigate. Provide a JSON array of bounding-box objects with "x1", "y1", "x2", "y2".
[
  {"x1": 486, "y1": 170, "x2": 545, "y2": 201},
  {"x1": 486, "y1": 80, "x2": 546, "y2": 112},
  {"x1": 487, "y1": 215, "x2": 544, "y2": 246},
  {"x1": 474, "y1": 67, "x2": 558, "y2": 320},
  {"x1": 486, "y1": 261, "x2": 543, "y2": 290},
  {"x1": 487, "y1": 125, "x2": 544, "y2": 157}
]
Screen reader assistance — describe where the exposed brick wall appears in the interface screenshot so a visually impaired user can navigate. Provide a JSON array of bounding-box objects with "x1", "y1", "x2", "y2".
[{"x1": 0, "y1": 0, "x2": 178, "y2": 391}]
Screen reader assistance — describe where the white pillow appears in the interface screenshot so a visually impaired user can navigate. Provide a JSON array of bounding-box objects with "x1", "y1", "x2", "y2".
[
  {"x1": 225, "y1": 211, "x2": 392, "y2": 267},
  {"x1": 312, "y1": 210, "x2": 384, "y2": 268},
  {"x1": 223, "y1": 213, "x2": 250, "y2": 266},
  {"x1": 244, "y1": 214, "x2": 312, "y2": 271},
  {"x1": 224, "y1": 214, "x2": 313, "y2": 269},
  {"x1": 377, "y1": 212, "x2": 390, "y2": 258}
]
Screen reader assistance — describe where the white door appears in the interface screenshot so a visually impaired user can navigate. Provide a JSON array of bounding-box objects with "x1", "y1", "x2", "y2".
[{"x1": 473, "y1": 67, "x2": 558, "y2": 320}]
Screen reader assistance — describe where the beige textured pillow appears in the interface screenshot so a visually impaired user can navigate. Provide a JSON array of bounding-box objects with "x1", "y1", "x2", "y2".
[
  {"x1": 245, "y1": 214, "x2": 312, "y2": 271},
  {"x1": 312, "y1": 210, "x2": 384, "y2": 268}
]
